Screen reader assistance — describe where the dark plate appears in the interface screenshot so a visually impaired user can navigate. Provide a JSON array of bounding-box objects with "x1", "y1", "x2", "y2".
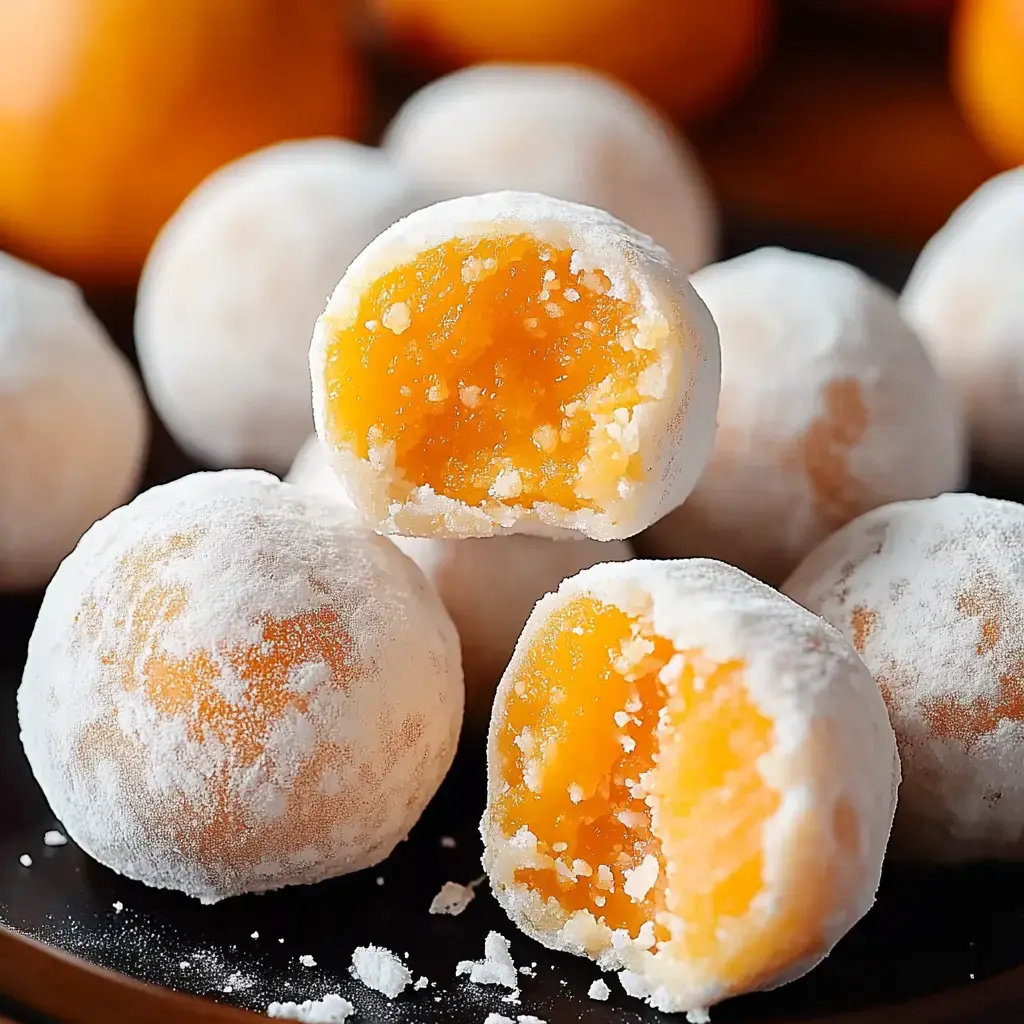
[{"x1": 2, "y1": 222, "x2": 1023, "y2": 1024}]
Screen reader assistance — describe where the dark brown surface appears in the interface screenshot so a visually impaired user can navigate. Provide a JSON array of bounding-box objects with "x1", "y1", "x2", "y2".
[{"x1": 2, "y1": 223, "x2": 1024, "y2": 1023}]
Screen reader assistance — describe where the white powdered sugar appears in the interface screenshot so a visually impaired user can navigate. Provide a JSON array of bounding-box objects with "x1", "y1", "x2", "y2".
[
  {"x1": 267, "y1": 993, "x2": 355, "y2": 1022},
  {"x1": 309, "y1": 190, "x2": 720, "y2": 543},
  {"x1": 383, "y1": 63, "x2": 717, "y2": 274},
  {"x1": 636, "y1": 247, "x2": 966, "y2": 586},
  {"x1": 482, "y1": 558, "x2": 898, "y2": 1015},
  {"x1": 349, "y1": 944, "x2": 413, "y2": 998},
  {"x1": 784, "y1": 492, "x2": 1024, "y2": 862},
  {"x1": 588, "y1": 978, "x2": 611, "y2": 1000},
  {"x1": 17, "y1": 471, "x2": 463, "y2": 903},
  {"x1": 0, "y1": 251, "x2": 148, "y2": 591},
  {"x1": 456, "y1": 931, "x2": 519, "y2": 993}
]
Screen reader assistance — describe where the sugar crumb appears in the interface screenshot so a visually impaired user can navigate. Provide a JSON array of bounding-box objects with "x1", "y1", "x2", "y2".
[
  {"x1": 456, "y1": 931, "x2": 518, "y2": 992},
  {"x1": 588, "y1": 979, "x2": 611, "y2": 1001},
  {"x1": 267, "y1": 994, "x2": 355, "y2": 1022},
  {"x1": 298, "y1": 954, "x2": 317, "y2": 968},
  {"x1": 43, "y1": 830, "x2": 68, "y2": 847},
  {"x1": 440, "y1": 836, "x2": 457, "y2": 849},
  {"x1": 414, "y1": 976, "x2": 430, "y2": 990},
  {"x1": 112, "y1": 901, "x2": 123, "y2": 914},
  {"x1": 251, "y1": 931, "x2": 260, "y2": 939},
  {"x1": 375, "y1": 876, "x2": 385, "y2": 886},
  {"x1": 18, "y1": 854, "x2": 32, "y2": 867},
  {"x1": 429, "y1": 881, "x2": 476, "y2": 916},
  {"x1": 350, "y1": 944, "x2": 412, "y2": 998},
  {"x1": 179, "y1": 961, "x2": 190, "y2": 969}
]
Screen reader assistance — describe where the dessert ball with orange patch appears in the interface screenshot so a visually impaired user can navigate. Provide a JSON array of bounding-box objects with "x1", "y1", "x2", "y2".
[
  {"x1": 634, "y1": 248, "x2": 966, "y2": 585},
  {"x1": 901, "y1": 168, "x2": 1024, "y2": 474},
  {"x1": 1, "y1": 252, "x2": 147, "y2": 591},
  {"x1": 288, "y1": 434, "x2": 633, "y2": 725},
  {"x1": 785, "y1": 493, "x2": 1024, "y2": 863},
  {"x1": 483, "y1": 559, "x2": 899, "y2": 1015},
  {"x1": 310, "y1": 191, "x2": 720, "y2": 543},
  {"x1": 18, "y1": 470, "x2": 463, "y2": 902},
  {"x1": 383, "y1": 64, "x2": 717, "y2": 274},
  {"x1": 136, "y1": 140, "x2": 432, "y2": 474}
]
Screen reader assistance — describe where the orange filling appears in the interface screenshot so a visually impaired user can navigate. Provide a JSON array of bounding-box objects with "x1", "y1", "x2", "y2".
[
  {"x1": 322, "y1": 233, "x2": 656, "y2": 511},
  {"x1": 494, "y1": 595, "x2": 783, "y2": 982}
]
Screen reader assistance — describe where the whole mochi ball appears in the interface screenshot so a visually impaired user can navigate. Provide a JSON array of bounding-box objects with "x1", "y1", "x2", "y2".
[
  {"x1": 382, "y1": 64, "x2": 717, "y2": 273},
  {"x1": 784, "y1": 493, "x2": 1024, "y2": 863},
  {"x1": 288, "y1": 435, "x2": 633, "y2": 726},
  {"x1": 901, "y1": 168, "x2": 1024, "y2": 474},
  {"x1": 634, "y1": 248, "x2": 967, "y2": 586},
  {"x1": 18, "y1": 470, "x2": 464, "y2": 902},
  {"x1": 135, "y1": 139, "x2": 430, "y2": 473},
  {"x1": 0, "y1": 252, "x2": 148, "y2": 591}
]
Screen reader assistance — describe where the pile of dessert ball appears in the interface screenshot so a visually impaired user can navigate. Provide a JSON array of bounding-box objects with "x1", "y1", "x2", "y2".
[{"x1": 6, "y1": 65, "x2": 1024, "y2": 1020}]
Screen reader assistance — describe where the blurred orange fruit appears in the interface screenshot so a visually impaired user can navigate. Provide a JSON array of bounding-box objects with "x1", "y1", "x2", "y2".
[
  {"x1": 0, "y1": 0, "x2": 367, "y2": 283},
  {"x1": 371, "y1": 0, "x2": 775, "y2": 123},
  {"x1": 953, "y1": 0, "x2": 1024, "y2": 168}
]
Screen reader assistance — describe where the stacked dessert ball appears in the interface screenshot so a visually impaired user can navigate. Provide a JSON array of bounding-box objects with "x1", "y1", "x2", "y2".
[{"x1": 14, "y1": 63, "x2": 1024, "y2": 1020}]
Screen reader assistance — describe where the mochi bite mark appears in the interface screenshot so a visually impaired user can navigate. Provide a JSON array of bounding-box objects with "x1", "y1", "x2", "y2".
[
  {"x1": 311, "y1": 191, "x2": 720, "y2": 542},
  {"x1": 483, "y1": 559, "x2": 899, "y2": 1014}
]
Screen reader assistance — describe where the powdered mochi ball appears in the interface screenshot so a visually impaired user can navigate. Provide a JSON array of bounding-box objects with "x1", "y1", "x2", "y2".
[
  {"x1": 901, "y1": 168, "x2": 1024, "y2": 473},
  {"x1": 635, "y1": 248, "x2": 967, "y2": 586},
  {"x1": 383, "y1": 64, "x2": 717, "y2": 273},
  {"x1": 135, "y1": 139, "x2": 430, "y2": 473},
  {"x1": 287, "y1": 434, "x2": 633, "y2": 726},
  {"x1": 784, "y1": 493, "x2": 1024, "y2": 863},
  {"x1": 0, "y1": 252, "x2": 147, "y2": 591},
  {"x1": 18, "y1": 470, "x2": 463, "y2": 902}
]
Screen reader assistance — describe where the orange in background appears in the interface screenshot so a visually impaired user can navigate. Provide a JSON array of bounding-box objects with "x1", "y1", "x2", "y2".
[
  {"x1": 953, "y1": 0, "x2": 1024, "y2": 168},
  {"x1": 0, "y1": 0, "x2": 367, "y2": 284},
  {"x1": 370, "y1": 0, "x2": 775, "y2": 123}
]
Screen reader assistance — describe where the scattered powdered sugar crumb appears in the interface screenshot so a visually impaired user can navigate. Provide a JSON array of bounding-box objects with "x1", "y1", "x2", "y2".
[
  {"x1": 349, "y1": 944, "x2": 412, "y2": 998},
  {"x1": 43, "y1": 830, "x2": 68, "y2": 847},
  {"x1": 19, "y1": 854, "x2": 32, "y2": 867},
  {"x1": 112, "y1": 901, "x2": 123, "y2": 914},
  {"x1": 413, "y1": 976, "x2": 430, "y2": 991},
  {"x1": 440, "y1": 836, "x2": 457, "y2": 849},
  {"x1": 298, "y1": 955, "x2": 317, "y2": 968},
  {"x1": 588, "y1": 979, "x2": 611, "y2": 1000},
  {"x1": 429, "y1": 880, "x2": 476, "y2": 916},
  {"x1": 455, "y1": 931, "x2": 519, "y2": 992},
  {"x1": 375, "y1": 877, "x2": 385, "y2": 887},
  {"x1": 266, "y1": 994, "x2": 356, "y2": 1022},
  {"x1": 251, "y1": 931, "x2": 260, "y2": 939},
  {"x1": 180, "y1": 961, "x2": 191, "y2": 969}
]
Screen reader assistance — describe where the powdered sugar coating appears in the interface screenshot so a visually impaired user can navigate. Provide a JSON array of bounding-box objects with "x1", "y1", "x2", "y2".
[
  {"x1": 310, "y1": 190, "x2": 720, "y2": 542},
  {"x1": 483, "y1": 559, "x2": 898, "y2": 1014},
  {"x1": 901, "y1": 168, "x2": 1024, "y2": 473},
  {"x1": 0, "y1": 252, "x2": 148, "y2": 591},
  {"x1": 382, "y1": 64, "x2": 717, "y2": 274},
  {"x1": 288, "y1": 434, "x2": 633, "y2": 725},
  {"x1": 635, "y1": 248, "x2": 966, "y2": 585},
  {"x1": 135, "y1": 140, "x2": 432, "y2": 473},
  {"x1": 784, "y1": 492, "x2": 1024, "y2": 862},
  {"x1": 18, "y1": 470, "x2": 463, "y2": 902}
]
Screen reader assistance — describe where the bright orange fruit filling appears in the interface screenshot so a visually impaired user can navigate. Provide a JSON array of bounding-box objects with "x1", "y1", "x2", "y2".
[
  {"x1": 494, "y1": 594, "x2": 783, "y2": 978},
  {"x1": 322, "y1": 234, "x2": 655, "y2": 510}
]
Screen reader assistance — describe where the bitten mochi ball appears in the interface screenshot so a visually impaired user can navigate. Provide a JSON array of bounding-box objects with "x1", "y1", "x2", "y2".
[
  {"x1": 288, "y1": 434, "x2": 633, "y2": 724},
  {"x1": 635, "y1": 248, "x2": 966, "y2": 585},
  {"x1": 310, "y1": 191, "x2": 720, "y2": 542},
  {"x1": 0, "y1": 252, "x2": 147, "y2": 591},
  {"x1": 383, "y1": 64, "x2": 717, "y2": 273},
  {"x1": 901, "y1": 168, "x2": 1024, "y2": 473},
  {"x1": 18, "y1": 471, "x2": 463, "y2": 902},
  {"x1": 785, "y1": 493, "x2": 1024, "y2": 863},
  {"x1": 484, "y1": 559, "x2": 898, "y2": 1015},
  {"x1": 135, "y1": 139, "x2": 429, "y2": 473}
]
